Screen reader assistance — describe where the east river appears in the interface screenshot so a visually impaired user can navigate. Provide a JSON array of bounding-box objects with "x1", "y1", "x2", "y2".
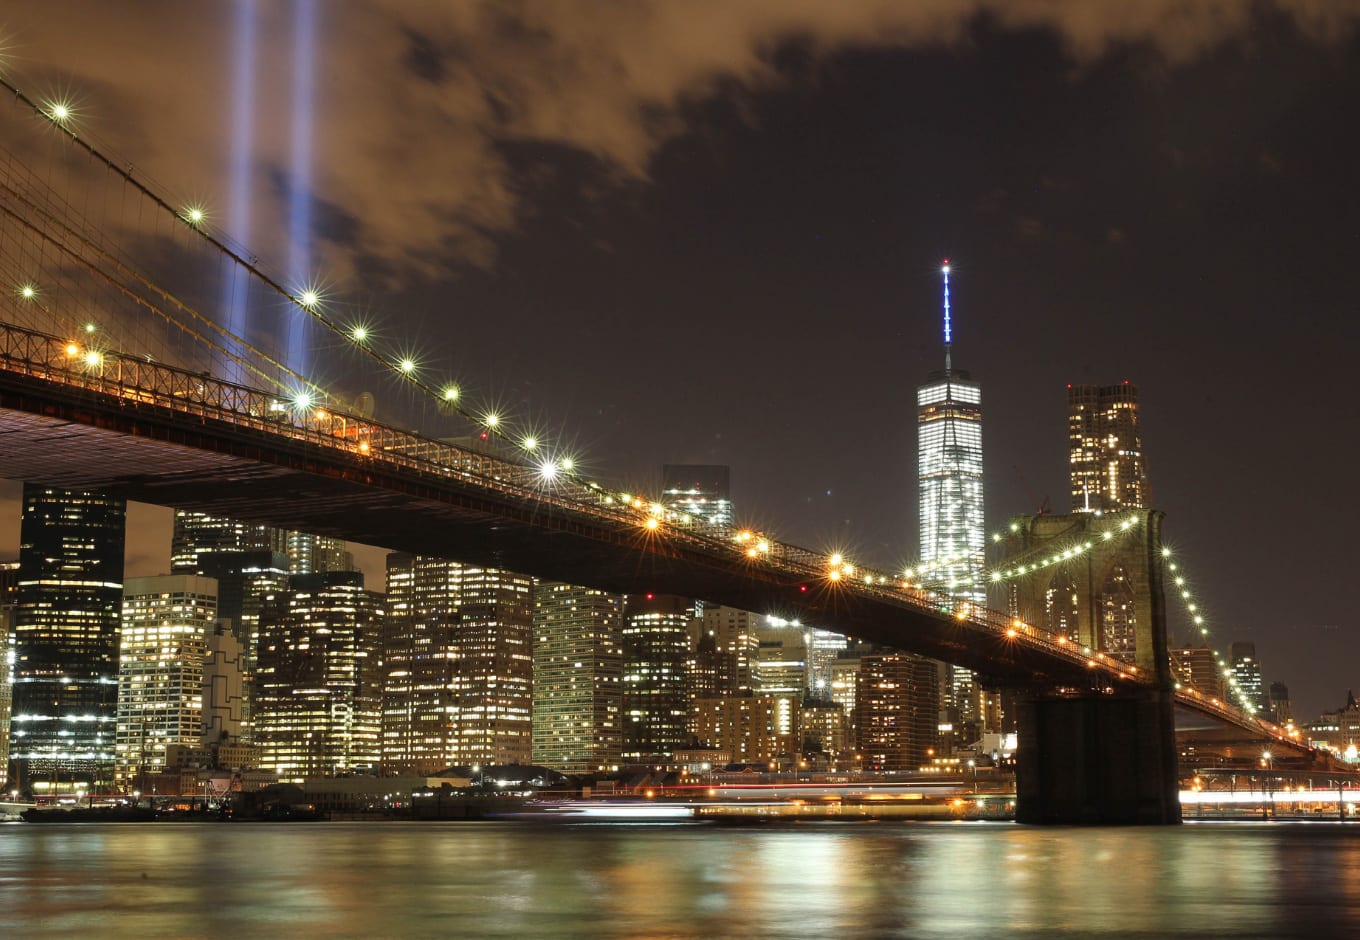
[{"x1": 4, "y1": 820, "x2": 1360, "y2": 938}]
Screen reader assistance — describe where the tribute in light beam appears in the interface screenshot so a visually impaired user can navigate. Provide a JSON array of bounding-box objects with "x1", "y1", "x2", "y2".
[
  {"x1": 287, "y1": 0, "x2": 318, "y2": 377},
  {"x1": 222, "y1": 0, "x2": 258, "y2": 385}
]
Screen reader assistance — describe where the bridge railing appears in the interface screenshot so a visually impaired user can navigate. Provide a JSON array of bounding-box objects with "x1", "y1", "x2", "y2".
[{"x1": 0, "y1": 319, "x2": 1302, "y2": 751}]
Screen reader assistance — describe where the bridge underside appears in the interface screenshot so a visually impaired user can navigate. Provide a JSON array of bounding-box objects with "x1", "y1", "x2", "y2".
[{"x1": 0, "y1": 377, "x2": 1096, "y2": 689}]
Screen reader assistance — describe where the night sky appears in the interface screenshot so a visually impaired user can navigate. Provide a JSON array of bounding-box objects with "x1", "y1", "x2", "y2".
[{"x1": 2, "y1": 2, "x2": 1358, "y2": 720}]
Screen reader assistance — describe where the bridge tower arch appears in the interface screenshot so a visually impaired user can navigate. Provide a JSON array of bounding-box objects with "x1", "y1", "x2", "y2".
[{"x1": 1005, "y1": 510, "x2": 1171, "y2": 682}]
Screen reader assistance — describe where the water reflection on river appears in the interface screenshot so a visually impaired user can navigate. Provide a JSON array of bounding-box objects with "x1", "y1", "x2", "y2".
[{"x1": 4, "y1": 821, "x2": 1360, "y2": 938}]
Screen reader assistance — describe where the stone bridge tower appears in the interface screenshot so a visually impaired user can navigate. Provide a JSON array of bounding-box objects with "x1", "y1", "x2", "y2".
[
  {"x1": 1003, "y1": 509, "x2": 1171, "y2": 684},
  {"x1": 1002, "y1": 509, "x2": 1179, "y2": 824}
]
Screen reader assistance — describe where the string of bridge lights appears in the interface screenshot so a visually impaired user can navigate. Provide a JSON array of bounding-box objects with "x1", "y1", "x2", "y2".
[
  {"x1": 897, "y1": 511, "x2": 1145, "y2": 594},
  {"x1": 1162, "y1": 549, "x2": 1258, "y2": 715}
]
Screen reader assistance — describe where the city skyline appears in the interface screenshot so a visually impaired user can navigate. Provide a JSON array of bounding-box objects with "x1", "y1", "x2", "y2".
[{"x1": 0, "y1": 4, "x2": 1357, "y2": 720}]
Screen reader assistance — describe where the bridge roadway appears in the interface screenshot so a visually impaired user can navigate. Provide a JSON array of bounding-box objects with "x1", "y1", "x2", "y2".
[{"x1": 0, "y1": 320, "x2": 1308, "y2": 755}]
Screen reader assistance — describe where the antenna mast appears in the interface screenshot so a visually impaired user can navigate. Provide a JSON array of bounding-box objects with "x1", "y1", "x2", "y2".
[{"x1": 941, "y1": 259, "x2": 952, "y2": 373}]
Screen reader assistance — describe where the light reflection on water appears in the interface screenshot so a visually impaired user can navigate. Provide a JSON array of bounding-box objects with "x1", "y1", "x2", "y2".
[{"x1": 4, "y1": 821, "x2": 1360, "y2": 938}]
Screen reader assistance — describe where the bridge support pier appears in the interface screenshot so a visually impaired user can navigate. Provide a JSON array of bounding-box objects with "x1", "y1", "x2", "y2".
[{"x1": 1015, "y1": 688, "x2": 1181, "y2": 825}]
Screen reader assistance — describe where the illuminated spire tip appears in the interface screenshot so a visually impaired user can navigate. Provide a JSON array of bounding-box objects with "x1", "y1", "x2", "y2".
[{"x1": 941, "y1": 259, "x2": 952, "y2": 372}]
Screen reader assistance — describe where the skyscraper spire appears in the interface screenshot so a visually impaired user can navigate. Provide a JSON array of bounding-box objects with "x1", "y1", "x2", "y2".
[{"x1": 941, "y1": 259, "x2": 952, "y2": 373}]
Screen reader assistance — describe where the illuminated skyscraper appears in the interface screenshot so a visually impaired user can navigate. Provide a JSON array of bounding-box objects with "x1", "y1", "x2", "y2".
[
  {"x1": 285, "y1": 531, "x2": 352, "y2": 576},
  {"x1": 690, "y1": 694, "x2": 798, "y2": 765},
  {"x1": 1230, "y1": 641, "x2": 1267, "y2": 714},
  {"x1": 754, "y1": 617, "x2": 809, "y2": 696},
  {"x1": 917, "y1": 262, "x2": 984, "y2": 605},
  {"x1": 11, "y1": 485, "x2": 125, "y2": 791},
  {"x1": 856, "y1": 652, "x2": 939, "y2": 772},
  {"x1": 1172, "y1": 644, "x2": 1225, "y2": 700},
  {"x1": 916, "y1": 262, "x2": 986, "y2": 738},
  {"x1": 662, "y1": 465, "x2": 734, "y2": 531},
  {"x1": 114, "y1": 575, "x2": 217, "y2": 788},
  {"x1": 172, "y1": 511, "x2": 348, "y2": 577},
  {"x1": 171, "y1": 511, "x2": 285, "y2": 573},
  {"x1": 693, "y1": 604, "x2": 760, "y2": 695},
  {"x1": 381, "y1": 555, "x2": 534, "y2": 773},
  {"x1": 532, "y1": 583, "x2": 623, "y2": 774},
  {"x1": 254, "y1": 571, "x2": 383, "y2": 781},
  {"x1": 1068, "y1": 382, "x2": 1150, "y2": 513},
  {"x1": 622, "y1": 594, "x2": 692, "y2": 765}
]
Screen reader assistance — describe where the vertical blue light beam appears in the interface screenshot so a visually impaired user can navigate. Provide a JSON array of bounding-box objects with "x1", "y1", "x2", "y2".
[
  {"x1": 287, "y1": 0, "x2": 317, "y2": 376},
  {"x1": 224, "y1": 0, "x2": 257, "y2": 382}
]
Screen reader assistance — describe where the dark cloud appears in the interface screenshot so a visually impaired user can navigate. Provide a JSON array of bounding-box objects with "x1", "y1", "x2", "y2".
[{"x1": 5, "y1": 2, "x2": 1355, "y2": 283}]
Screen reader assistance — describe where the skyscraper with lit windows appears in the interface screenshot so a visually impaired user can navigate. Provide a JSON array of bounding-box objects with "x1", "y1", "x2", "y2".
[
  {"x1": 856, "y1": 652, "x2": 940, "y2": 772},
  {"x1": 114, "y1": 575, "x2": 217, "y2": 788},
  {"x1": 382, "y1": 555, "x2": 534, "y2": 773},
  {"x1": 254, "y1": 571, "x2": 383, "y2": 781},
  {"x1": 916, "y1": 262, "x2": 987, "y2": 739},
  {"x1": 172, "y1": 511, "x2": 349, "y2": 577},
  {"x1": 662, "y1": 465, "x2": 734, "y2": 531},
  {"x1": 622, "y1": 594, "x2": 692, "y2": 765},
  {"x1": 10, "y1": 485, "x2": 125, "y2": 791},
  {"x1": 1068, "y1": 382, "x2": 1149, "y2": 513},
  {"x1": 1230, "y1": 641, "x2": 1267, "y2": 714},
  {"x1": 532, "y1": 583, "x2": 623, "y2": 774},
  {"x1": 917, "y1": 263, "x2": 984, "y2": 606},
  {"x1": 171, "y1": 511, "x2": 286, "y2": 573}
]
